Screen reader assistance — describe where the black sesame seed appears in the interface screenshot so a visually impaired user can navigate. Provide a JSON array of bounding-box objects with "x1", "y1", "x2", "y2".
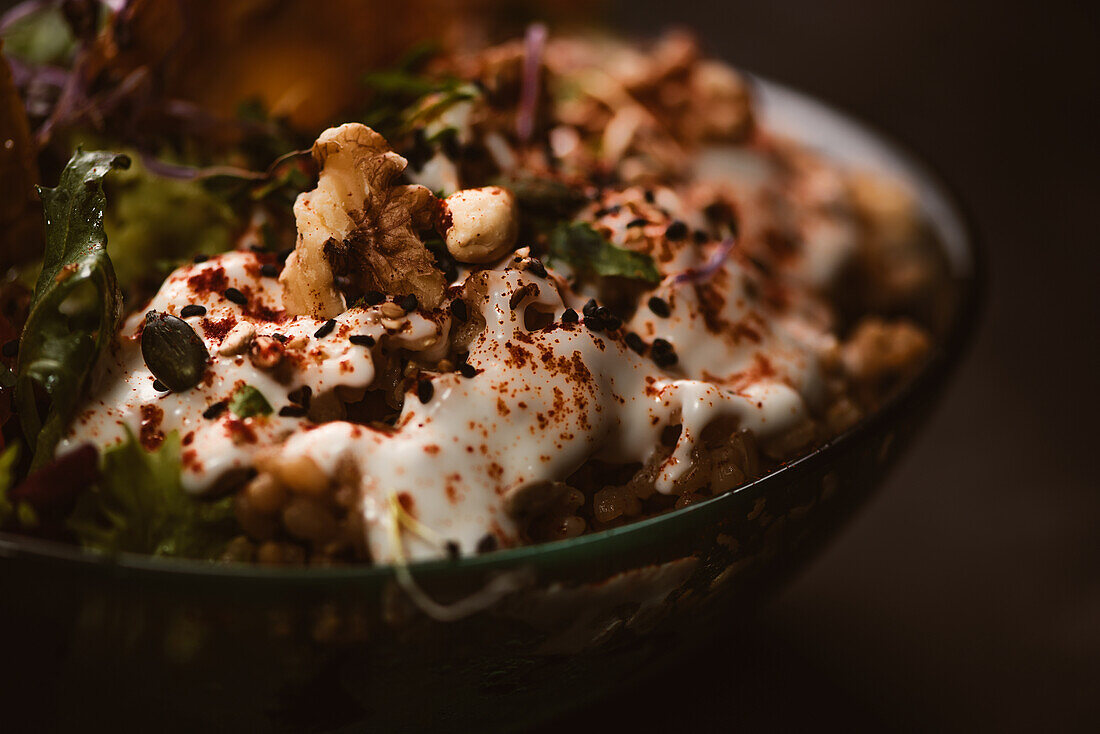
[
  {"x1": 665, "y1": 220, "x2": 688, "y2": 241},
  {"x1": 607, "y1": 205, "x2": 622, "y2": 216},
  {"x1": 693, "y1": 230, "x2": 709, "y2": 244},
  {"x1": 584, "y1": 315, "x2": 606, "y2": 332},
  {"x1": 152, "y1": 379, "x2": 168, "y2": 392},
  {"x1": 449, "y1": 299, "x2": 468, "y2": 322},
  {"x1": 192, "y1": 253, "x2": 209, "y2": 264},
  {"x1": 458, "y1": 363, "x2": 478, "y2": 378},
  {"x1": 180, "y1": 304, "x2": 207, "y2": 318},
  {"x1": 477, "y1": 534, "x2": 498, "y2": 554},
  {"x1": 271, "y1": 333, "x2": 288, "y2": 343},
  {"x1": 644, "y1": 189, "x2": 655, "y2": 203},
  {"x1": 349, "y1": 334, "x2": 376, "y2": 347},
  {"x1": 594, "y1": 207, "x2": 609, "y2": 218},
  {"x1": 445, "y1": 541, "x2": 461, "y2": 560},
  {"x1": 625, "y1": 332, "x2": 645, "y2": 354},
  {"x1": 594, "y1": 306, "x2": 621, "y2": 330},
  {"x1": 223, "y1": 287, "x2": 247, "y2": 305},
  {"x1": 417, "y1": 379, "x2": 434, "y2": 404},
  {"x1": 647, "y1": 296, "x2": 671, "y2": 318},
  {"x1": 313, "y1": 319, "x2": 336, "y2": 338},
  {"x1": 260, "y1": 263, "x2": 279, "y2": 278},
  {"x1": 582, "y1": 299, "x2": 599, "y2": 318},
  {"x1": 626, "y1": 217, "x2": 648, "y2": 228},
  {"x1": 509, "y1": 285, "x2": 531, "y2": 310},
  {"x1": 278, "y1": 405, "x2": 307, "y2": 418},
  {"x1": 526, "y1": 258, "x2": 547, "y2": 278},
  {"x1": 288, "y1": 385, "x2": 312, "y2": 408},
  {"x1": 651, "y1": 338, "x2": 679, "y2": 368},
  {"x1": 561, "y1": 308, "x2": 578, "y2": 324},
  {"x1": 1, "y1": 339, "x2": 18, "y2": 358},
  {"x1": 363, "y1": 290, "x2": 385, "y2": 306},
  {"x1": 203, "y1": 400, "x2": 228, "y2": 419},
  {"x1": 396, "y1": 294, "x2": 419, "y2": 313}
]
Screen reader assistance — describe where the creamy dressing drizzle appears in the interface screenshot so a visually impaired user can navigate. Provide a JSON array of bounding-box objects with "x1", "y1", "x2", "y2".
[
  {"x1": 63, "y1": 151, "x2": 858, "y2": 562},
  {"x1": 61, "y1": 251, "x2": 446, "y2": 492}
]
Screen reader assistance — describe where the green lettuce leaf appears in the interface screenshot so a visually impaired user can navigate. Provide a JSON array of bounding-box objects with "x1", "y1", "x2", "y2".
[
  {"x1": 546, "y1": 222, "x2": 661, "y2": 283},
  {"x1": 103, "y1": 154, "x2": 238, "y2": 294},
  {"x1": 0, "y1": 5, "x2": 77, "y2": 66},
  {"x1": 67, "y1": 432, "x2": 237, "y2": 559},
  {"x1": 16, "y1": 149, "x2": 129, "y2": 468}
]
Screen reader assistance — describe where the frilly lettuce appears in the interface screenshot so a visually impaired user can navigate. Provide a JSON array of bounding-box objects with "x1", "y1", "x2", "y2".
[
  {"x1": 68, "y1": 431, "x2": 237, "y2": 559},
  {"x1": 102, "y1": 154, "x2": 239, "y2": 294}
]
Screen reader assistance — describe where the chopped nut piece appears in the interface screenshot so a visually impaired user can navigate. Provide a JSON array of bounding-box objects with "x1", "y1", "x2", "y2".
[
  {"x1": 249, "y1": 335, "x2": 285, "y2": 369},
  {"x1": 280, "y1": 123, "x2": 445, "y2": 318},
  {"x1": 218, "y1": 321, "x2": 256, "y2": 356},
  {"x1": 379, "y1": 301, "x2": 406, "y2": 319},
  {"x1": 442, "y1": 186, "x2": 519, "y2": 263},
  {"x1": 842, "y1": 317, "x2": 930, "y2": 382},
  {"x1": 685, "y1": 60, "x2": 754, "y2": 142},
  {"x1": 284, "y1": 335, "x2": 308, "y2": 350}
]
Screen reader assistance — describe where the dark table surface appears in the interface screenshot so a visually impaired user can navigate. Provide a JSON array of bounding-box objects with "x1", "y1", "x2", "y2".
[{"x1": 536, "y1": 1, "x2": 1099, "y2": 731}]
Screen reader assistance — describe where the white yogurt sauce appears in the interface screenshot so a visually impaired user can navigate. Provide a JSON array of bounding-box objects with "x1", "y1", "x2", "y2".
[
  {"x1": 61, "y1": 251, "x2": 446, "y2": 493},
  {"x1": 265, "y1": 263, "x2": 826, "y2": 562},
  {"x1": 63, "y1": 178, "x2": 849, "y2": 563}
]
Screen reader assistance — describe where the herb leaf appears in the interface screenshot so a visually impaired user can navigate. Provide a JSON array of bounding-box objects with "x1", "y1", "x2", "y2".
[
  {"x1": 547, "y1": 223, "x2": 661, "y2": 283},
  {"x1": 501, "y1": 176, "x2": 589, "y2": 221},
  {"x1": 67, "y1": 431, "x2": 236, "y2": 559},
  {"x1": 360, "y1": 48, "x2": 475, "y2": 140},
  {"x1": 229, "y1": 384, "x2": 272, "y2": 419},
  {"x1": 16, "y1": 149, "x2": 129, "y2": 468}
]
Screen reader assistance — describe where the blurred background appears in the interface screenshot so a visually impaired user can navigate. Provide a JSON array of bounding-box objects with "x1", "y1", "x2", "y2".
[
  {"x1": 537, "y1": 1, "x2": 1098, "y2": 731},
  {"x1": 1, "y1": 0, "x2": 1095, "y2": 730}
]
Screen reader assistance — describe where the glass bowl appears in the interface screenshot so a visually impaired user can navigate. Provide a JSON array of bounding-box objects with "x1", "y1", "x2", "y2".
[{"x1": 0, "y1": 77, "x2": 981, "y2": 733}]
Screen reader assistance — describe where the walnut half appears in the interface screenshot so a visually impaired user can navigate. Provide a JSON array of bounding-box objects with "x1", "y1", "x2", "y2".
[{"x1": 280, "y1": 123, "x2": 446, "y2": 318}]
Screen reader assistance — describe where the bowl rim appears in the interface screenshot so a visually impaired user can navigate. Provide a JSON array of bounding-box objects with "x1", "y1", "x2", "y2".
[{"x1": 0, "y1": 75, "x2": 985, "y2": 587}]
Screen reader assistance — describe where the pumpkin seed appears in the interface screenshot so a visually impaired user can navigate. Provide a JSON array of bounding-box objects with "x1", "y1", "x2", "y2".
[{"x1": 141, "y1": 310, "x2": 210, "y2": 391}]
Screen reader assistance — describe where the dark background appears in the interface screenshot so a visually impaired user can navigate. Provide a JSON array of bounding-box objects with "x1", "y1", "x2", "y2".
[
  {"x1": 0, "y1": 1, "x2": 1093, "y2": 731},
  {"x1": 538, "y1": 1, "x2": 1099, "y2": 731}
]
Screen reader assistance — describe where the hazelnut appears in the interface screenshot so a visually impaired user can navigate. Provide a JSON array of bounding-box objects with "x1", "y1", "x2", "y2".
[
  {"x1": 442, "y1": 186, "x2": 518, "y2": 263},
  {"x1": 218, "y1": 321, "x2": 256, "y2": 356},
  {"x1": 249, "y1": 335, "x2": 284, "y2": 369}
]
